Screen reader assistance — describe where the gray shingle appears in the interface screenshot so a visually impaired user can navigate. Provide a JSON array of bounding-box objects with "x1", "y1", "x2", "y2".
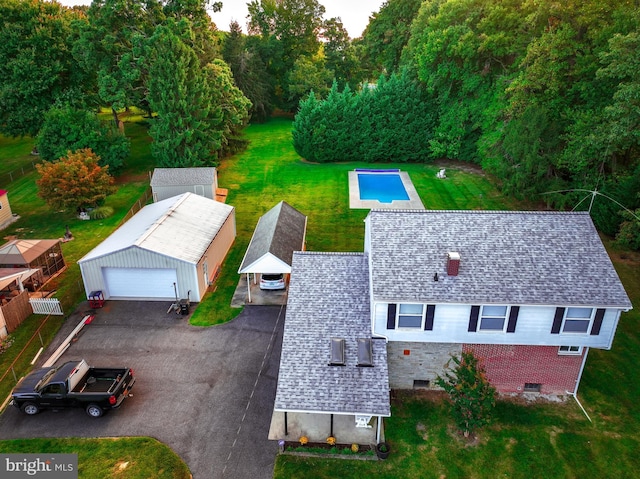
[
  {"x1": 368, "y1": 210, "x2": 632, "y2": 308},
  {"x1": 274, "y1": 252, "x2": 390, "y2": 416},
  {"x1": 150, "y1": 167, "x2": 216, "y2": 187},
  {"x1": 238, "y1": 201, "x2": 307, "y2": 272}
]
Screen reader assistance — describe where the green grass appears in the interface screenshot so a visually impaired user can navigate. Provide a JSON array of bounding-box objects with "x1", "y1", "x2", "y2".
[{"x1": 0, "y1": 437, "x2": 191, "y2": 479}]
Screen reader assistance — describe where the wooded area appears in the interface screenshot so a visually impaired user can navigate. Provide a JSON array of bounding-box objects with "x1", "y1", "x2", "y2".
[{"x1": 0, "y1": 0, "x2": 638, "y2": 246}]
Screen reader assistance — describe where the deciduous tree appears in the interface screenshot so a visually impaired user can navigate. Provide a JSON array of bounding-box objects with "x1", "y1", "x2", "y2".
[
  {"x1": 36, "y1": 106, "x2": 130, "y2": 174},
  {"x1": 36, "y1": 149, "x2": 116, "y2": 211},
  {"x1": 0, "y1": 0, "x2": 89, "y2": 137},
  {"x1": 436, "y1": 352, "x2": 496, "y2": 438}
]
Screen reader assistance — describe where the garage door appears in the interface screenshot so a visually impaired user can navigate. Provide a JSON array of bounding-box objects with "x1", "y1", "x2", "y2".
[{"x1": 103, "y1": 268, "x2": 178, "y2": 299}]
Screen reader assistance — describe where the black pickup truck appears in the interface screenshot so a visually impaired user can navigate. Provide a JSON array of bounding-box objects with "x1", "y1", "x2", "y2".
[{"x1": 11, "y1": 359, "x2": 135, "y2": 418}]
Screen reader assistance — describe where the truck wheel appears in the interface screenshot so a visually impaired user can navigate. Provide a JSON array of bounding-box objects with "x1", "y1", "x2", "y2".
[
  {"x1": 86, "y1": 404, "x2": 104, "y2": 418},
  {"x1": 21, "y1": 402, "x2": 40, "y2": 415}
]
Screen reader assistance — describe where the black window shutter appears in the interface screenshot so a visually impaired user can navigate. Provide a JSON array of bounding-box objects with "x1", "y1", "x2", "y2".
[
  {"x1": 507, "y1": 306, "x2": 520, "y2": 333},
  {"x1": 551, "y1": 307, "x2": 565, "y2": 334},
  {"x1": 387, "y1": 304, "x2": 396, "y2": 330},
  {"x1": 590, "y1": 309, "x2": 605, "y2": 335},
  {"x1": 468, "y1": 306, "x2": 480, "y2": 332},
  {"x1": 424, "y1": 305, "x2": 435, "y2": 331}
]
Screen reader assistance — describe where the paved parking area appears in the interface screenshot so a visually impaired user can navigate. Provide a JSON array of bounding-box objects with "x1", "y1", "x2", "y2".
[{"x1": 0, "y1": 301, "x2": 285, "y2": 479}]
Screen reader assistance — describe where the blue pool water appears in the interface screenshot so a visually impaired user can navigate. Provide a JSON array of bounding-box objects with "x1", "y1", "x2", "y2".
[{"x1": 357, "y1": 173, "x2": 409, "y2": 203}]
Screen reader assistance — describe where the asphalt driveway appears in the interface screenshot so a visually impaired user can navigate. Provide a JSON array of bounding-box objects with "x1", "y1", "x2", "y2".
[{"x1": 0, "y1": 301, "x2": 285, "y2": 479}]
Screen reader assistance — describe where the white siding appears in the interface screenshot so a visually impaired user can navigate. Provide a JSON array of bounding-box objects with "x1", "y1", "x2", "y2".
[
  {"x1": 80, "y1": 247, "x2": 199, "y2": 301},
  {"x1": 153, "y1": 185, "x2": 215, "y2": 201},
  {"x1": 373, "y1": 302, "x2": 620, "y2": 350}
]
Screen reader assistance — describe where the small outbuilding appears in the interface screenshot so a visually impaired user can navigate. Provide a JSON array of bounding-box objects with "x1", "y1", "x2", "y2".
[
  {"x1": 0, "y1": 190, "x2": 18, "y2": 230},
  {"x1": 150, "y1": 167, "x2": 219, "y2": 202},
  {"x1": 78, "y1": 192, "x2": 235, "y2": 302},
  {"x1": 238, "y1": 201, "x2": 307, "y2": 301},
  {"x1": 0, "y1": 238, "x2": 66, "y2": 283}
]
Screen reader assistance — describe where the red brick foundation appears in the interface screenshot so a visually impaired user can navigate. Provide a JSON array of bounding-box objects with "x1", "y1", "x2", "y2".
[{"x1": 463, "y1": 344, "x2": 585, "y2": 395}]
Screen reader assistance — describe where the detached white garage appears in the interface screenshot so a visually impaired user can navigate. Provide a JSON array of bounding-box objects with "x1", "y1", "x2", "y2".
[{"x1": 79, "y1": 192, "x2": 235, "y2": 302}]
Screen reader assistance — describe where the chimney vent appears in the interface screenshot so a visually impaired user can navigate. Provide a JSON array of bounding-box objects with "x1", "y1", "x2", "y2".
[{"x1": 447, "y1": 252, "x2": 461, "y2": 276}]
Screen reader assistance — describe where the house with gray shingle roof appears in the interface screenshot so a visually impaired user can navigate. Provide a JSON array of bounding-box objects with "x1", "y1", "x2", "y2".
[
  {"x1": 238, "y1": 201, "x2": 306, "y2": 302},
  {"x1": 270, "y1": 209, "x2": 631, "y2": 445},
  {"x1": 270, "y1": 252, "x2": 390, "y2": 445},
  {"x1": 150, "y1": 167, "x2": 218, "y2": 202}
]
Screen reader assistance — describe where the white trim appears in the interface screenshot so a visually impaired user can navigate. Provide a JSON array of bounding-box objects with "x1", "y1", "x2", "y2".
[
  {"x1": 477, "y1": 305, "x2": 509, "y2": 332},
  {"x1": 558, "y1": 345, "x2": 583, "y2": 355},
  {"x1": 273, "y1": 407, "x2": 391, "y2": 417},
  {"x1": 561, "y1": 307, "x2": 594, "y2": 334},
  {"x1": 396, "y1": 302, "x2": 425, "y2": 330}
]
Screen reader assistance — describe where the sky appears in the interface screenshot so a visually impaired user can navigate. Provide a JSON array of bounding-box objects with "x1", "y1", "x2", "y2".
[
  {"x1": 210, "y1": 0, "x2": 385, "y2": 38},
  {"x1": 55, "y1": 0, "x2": 386, "y2": 38}
]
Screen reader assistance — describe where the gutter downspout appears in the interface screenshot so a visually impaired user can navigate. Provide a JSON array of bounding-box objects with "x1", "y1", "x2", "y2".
[
  {"x1": 567, "y1": 347, "x2": 592, "y2": 422},
  {"x1": 376, "y1": 415, "x2": 382, "y2": 444},
  {"x1": 246, "y1": 273, "x2": 251, "y2": 303}
]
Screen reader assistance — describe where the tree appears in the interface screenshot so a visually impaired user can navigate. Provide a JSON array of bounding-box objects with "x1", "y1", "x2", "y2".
[
  {"x1": 145, "y1": 20, "x2": 250, "y2": 166},
  {"x1": 321, "y1": 17, "x2": 362, "y2": 89},
  {"x1": 0, "y1": 0, "x2": 90, "y2": 137},
  {"x1": 36, "y1": 106, "x2": 130, "y2": 174},
  {"x1": 73, "y1": 0, "x2": 164, "y2": 127},
  {"x1": 436, "y1": 351, "x2": 496, "y2": 438},
  {"x1": 36, "y1": 149, "x2": 116, "y2": 211},
  {"x1": 247, "y1": 0, "x2": 326, "y2": 109},
  {"x1": 222, "y1": 21, "x2": 273, "y2": 121},
  {"x1": 361, "y1": 0, "x2": 422, "y2": 75}
]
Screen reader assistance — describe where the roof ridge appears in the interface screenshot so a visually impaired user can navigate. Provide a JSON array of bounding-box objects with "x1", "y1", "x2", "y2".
[{"x1": 370, "y1": 209, "x2": 589, "y2": 215}]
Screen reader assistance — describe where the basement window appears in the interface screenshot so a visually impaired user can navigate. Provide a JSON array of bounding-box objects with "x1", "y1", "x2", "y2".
[
  {"x1": 357, "y1": 338, "x2": 373, "y2": 367},
  {"x1": 558, "y1": 345, "x2": 583, "y2": 355},
  {"x1": 328, "y1": 338, "x2": 346, "y2": 366},
  {"x1": 413, "y1": 380, "x2": 430, "y2": 389},
  {"x1": 524, "y1": 383, "x2": 542, "y2": 393}
]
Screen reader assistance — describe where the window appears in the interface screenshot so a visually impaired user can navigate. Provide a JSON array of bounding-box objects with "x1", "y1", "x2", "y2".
[
  {"x1": 413, "y1": 380, "x2": 430, "y2": 389},
  {"x1": 397, "y1": 303, "x2": 424, "y2": 329},
  {"x1": 478, "y1": 305, "x2": 508, "y2": 331},
  {"x1": 558, "y1": 346, "x2": 583, "y2": 355},
  {"x1": 524, "y1": 383, "x2": 542, "y2": 392},
  {"x1": 562, "y1": 308, "x2": 593, "y2": 333}
]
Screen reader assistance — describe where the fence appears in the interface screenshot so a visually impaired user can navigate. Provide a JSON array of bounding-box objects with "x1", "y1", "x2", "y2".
[
  {"x1": 29, "y1": 298, "x2": 64, "y2": 315},
  {"x1": 119, "y1": 186, "x2": 152, "y2": 225},
  {"x1": 1, "y1": 161, "x2": 40, "y2": 186},
  {"x1": 1, "y1": 291, "x2": 32, "y2": 333}
]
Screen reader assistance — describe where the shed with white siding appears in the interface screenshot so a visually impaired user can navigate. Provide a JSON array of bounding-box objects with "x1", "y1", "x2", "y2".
[
  {"x1": 78, "y1": 193, "x2": 235, "y2": 302},
  {"x1": 150, "y1": 167, "x2": 218, "y2": 202}
]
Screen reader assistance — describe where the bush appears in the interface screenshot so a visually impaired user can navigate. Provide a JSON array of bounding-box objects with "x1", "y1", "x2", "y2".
[
  {"x1": 90, "y1": 206, "x2": 114, "y2": 220},
  {"x1": 0, "y1": 335, "x2": 15, "y2": 355}
]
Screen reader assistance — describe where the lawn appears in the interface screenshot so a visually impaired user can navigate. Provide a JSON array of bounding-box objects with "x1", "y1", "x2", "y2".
[
  {"x1": 0, "y1": 437, "x2": 190, "y2": 479},
  {"x1": 1, "y1": 117, "x2": 639, "y2": 478}
]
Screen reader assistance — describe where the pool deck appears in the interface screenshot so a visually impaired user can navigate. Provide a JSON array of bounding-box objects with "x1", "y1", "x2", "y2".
[{"x1": 348, "y1": 170, "x2": 425, "y2": 210}]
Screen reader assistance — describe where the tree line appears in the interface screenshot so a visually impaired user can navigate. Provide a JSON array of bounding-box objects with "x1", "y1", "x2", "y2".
[
  {"x1": 1, "y1": 0, "x2": 638, "y2": 247},
  {"x1": 294, "y1": 0, "x2": 640, "y2": 249}
]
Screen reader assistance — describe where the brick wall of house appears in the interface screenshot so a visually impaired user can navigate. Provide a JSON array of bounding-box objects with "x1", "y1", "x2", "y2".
[
  {"x1": 463, "y1": 344, "x2": 585, "y2": 395},
  {"x1": 387, "y1": 342, "x2": 462, "y2": 389}
]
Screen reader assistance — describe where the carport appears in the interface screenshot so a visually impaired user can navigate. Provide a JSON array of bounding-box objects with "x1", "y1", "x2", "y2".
[{"x1": 238, "y1": 201, "x2": 306, "y2": 303}]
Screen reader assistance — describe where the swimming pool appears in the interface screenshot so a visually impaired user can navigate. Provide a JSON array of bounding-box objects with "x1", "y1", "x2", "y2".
[{"x1": 357, "y1": 173, "x2": 410, "y2": 203}]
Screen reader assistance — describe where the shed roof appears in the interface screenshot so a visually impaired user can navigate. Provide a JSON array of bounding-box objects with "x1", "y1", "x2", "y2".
[
  {"x1": 238, "y1": 201, "x2": 307, "y2": 274},
  {"x1": 150, "y1": 167, "x2": 216, "y2": 187},
  {"x1": 0, "y1": 239, "x2": 61, "y2": 265},
  {"x1": 367, "y1": 210, "x2": 632, "y2": 308},
  {"x1": 274, "y1": 252, "x2": 390, "y2": 416},
  {"x1": 78, "y1": 193, "x2": 234, "y2": 265}
]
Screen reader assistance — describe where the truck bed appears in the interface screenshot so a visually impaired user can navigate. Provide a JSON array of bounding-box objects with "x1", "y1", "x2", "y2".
[{"x1": 71, "y1": 368, "x2": 128, "y2": 394}]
